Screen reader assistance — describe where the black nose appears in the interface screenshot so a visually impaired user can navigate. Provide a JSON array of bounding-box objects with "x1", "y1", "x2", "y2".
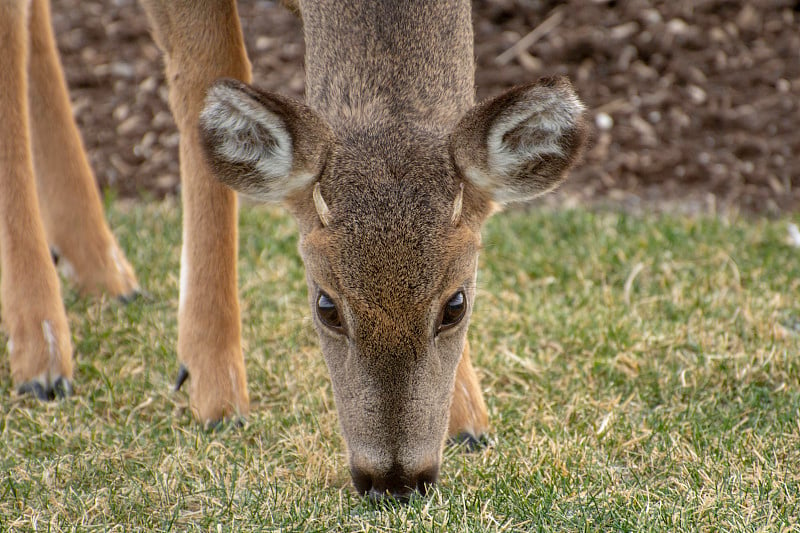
[{"x1": 351, "y1": 463, "x2": 439, "y2": 501}]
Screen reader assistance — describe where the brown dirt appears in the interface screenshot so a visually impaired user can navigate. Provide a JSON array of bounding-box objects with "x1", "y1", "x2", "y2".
[{"x1": 51, "y1": 0, "x2": 800, "y2": 213}]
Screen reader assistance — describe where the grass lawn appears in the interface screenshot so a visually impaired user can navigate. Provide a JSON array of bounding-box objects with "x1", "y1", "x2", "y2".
[{"x1": 1, "y1": 200, "x2": 799, "y2": 531}]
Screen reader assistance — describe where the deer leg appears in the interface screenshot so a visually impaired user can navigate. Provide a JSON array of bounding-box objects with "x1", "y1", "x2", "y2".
[
  {"x1": 141, "y1": 0, "x2": 251, "y2": 423},
  {"x1": 27, "y1": 0, "x2": 138, "y2": 299},
  {"x1": 0, "y1": 0, "x2": 73, "y2": 398},
  {"x1": 448, "y1": 340, "x2": 489, "y2": 447}
]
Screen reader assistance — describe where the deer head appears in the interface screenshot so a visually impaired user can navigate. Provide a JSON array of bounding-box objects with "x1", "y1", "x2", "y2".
[
  {"x1": 198, "y1": 0, "x2": 586, "y2": 500},
  {"x1": 199, "y1": 75, "x2": 585, "y2": 497}
]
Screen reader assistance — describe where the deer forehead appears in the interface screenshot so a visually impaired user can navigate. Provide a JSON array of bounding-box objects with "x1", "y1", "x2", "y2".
[
  {"x1": 296, "y1": 133, "x2": 482, "y2": 315},
  {"x1": 301, "y1": 188, "x2": 480, "y2": 310}
]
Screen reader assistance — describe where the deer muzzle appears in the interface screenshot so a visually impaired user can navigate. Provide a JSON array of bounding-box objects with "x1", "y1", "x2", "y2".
[{"x1": 350, "y1": 459, "x2": 439, "y2": 501}]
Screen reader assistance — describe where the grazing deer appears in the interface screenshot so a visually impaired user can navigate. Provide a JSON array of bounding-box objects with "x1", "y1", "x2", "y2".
[
  {"x1": 190, "y1": 0, "x2": 587, "y2": 498},
  {"x1": 0, "y1": 0, "x2": 139, "y2": 400},
  {"x1": 2, "y1": 0, "x2": 585, "y2": 499}
]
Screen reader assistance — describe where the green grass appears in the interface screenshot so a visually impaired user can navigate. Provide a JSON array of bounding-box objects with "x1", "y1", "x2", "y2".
[{"x1": 1, "y1": 200, "x2": 799, "y2": 531}]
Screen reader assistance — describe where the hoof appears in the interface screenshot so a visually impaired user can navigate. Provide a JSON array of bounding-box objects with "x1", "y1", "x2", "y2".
[
  {"x1": 52, "y1": 376, "x2": 73, "y2": 398},
  {"x1": 118, "y1": 289, "x2": 145, "y2": 305},
  {"x1": 204, "y1": 416, "x2": 246, "y2": 432},
  {"x1": 18, "y1": 381, "x2": 48, "y2": 400},
  {"x1": 18, "y1": 376, "x2": 73, "y2": 401},
  {"x1": 172, "y1": 363, "x2": 249, "y2": 426},
  {"x1": 448, "y1": 432, "x2": 491, "y2": 452},
  {"x1": 174, "y1": 364, "x2": 190, "y2": 392}
]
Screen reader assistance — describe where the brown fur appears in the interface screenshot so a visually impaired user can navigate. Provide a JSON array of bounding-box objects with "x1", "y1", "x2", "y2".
[
  {"x1": 1, "y1": 0, "x2": 138, "y2": 397},
  {"x1": 2, "y1": 0, "x2": 585, "y2": 497},
  {"x1": 140, "y1": 0, "x2": 254, "y2": 422},
  {"x1": 197, "y1": 0, "x2": 587, "y2": 497},
  {"x1": 448, "y1": 341, "x2": 489, "y2": 439}
]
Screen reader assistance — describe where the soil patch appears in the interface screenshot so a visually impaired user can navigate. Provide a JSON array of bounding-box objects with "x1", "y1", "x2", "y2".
[{"x1": 51, "y1": 0, "x2": 800, "y2": 213}]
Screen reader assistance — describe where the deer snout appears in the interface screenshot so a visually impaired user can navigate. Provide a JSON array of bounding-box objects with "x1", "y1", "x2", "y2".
[{"x1": 350, "y1": 461, "x2": 439, "y2": 501}]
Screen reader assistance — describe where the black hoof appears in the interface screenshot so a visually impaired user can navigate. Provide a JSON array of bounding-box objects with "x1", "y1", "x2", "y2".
[
  {"x1": 18, "y1": 381, "x2": 49, "y2": 400},
  {"x1": 53, "y1": 377, "x2": 73, "y2": 399},
  {"x1": 174, "y1": 364, "x2": 189, "y2": 392},
  {"x1": 18, "y1": 377, "x2": 73, "y2": 401},
  {"x1": 118, "y1": 289, "x2": 145, "y2": 305},
  {"x1": 448, "y1": 432, "x2": 491, "y2": 452},
  {"x1": 204, "y1": 416, "x2": 246, "y2": 432}
]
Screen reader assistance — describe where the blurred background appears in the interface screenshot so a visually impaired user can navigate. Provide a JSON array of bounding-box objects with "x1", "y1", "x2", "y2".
[{"x1": 51, "y1": 0, "x2": 800, "y2": 213}]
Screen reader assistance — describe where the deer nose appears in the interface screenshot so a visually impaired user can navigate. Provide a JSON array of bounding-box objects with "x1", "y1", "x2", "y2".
[{"x1": 350, "y1": 463, "x2": 439, "y2": 501}]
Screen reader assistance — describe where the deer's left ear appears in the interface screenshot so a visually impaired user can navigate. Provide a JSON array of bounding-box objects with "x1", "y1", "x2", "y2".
[{"x1": 450, "y1": 77, "x2": 587, "y2": 205}]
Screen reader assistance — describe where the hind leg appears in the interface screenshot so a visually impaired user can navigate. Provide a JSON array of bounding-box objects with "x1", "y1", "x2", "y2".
[
  {"x1": 27, "y1": 0, "x2": 138, "y2": 298},
  {"x1": 0, "y1": 0, "x2": 73, "y2": 398}
]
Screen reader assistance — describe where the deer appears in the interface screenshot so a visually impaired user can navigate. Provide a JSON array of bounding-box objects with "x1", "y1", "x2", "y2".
[{"x1": 1, "y1": 0, "x2": 586, "y2": 500}]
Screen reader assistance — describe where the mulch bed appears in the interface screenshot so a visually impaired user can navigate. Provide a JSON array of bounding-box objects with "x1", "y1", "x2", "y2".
[{"x1": 51, "y1": 0, "x2": 800, "y2": 213}]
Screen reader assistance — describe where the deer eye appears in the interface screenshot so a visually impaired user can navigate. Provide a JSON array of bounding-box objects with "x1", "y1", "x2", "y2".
[
  {"x1": 438, "y1": 290, "x2": 467, "y2": 333},
  {"x1": 316, "y1": 291, "x2": 343, "y2": 331}
]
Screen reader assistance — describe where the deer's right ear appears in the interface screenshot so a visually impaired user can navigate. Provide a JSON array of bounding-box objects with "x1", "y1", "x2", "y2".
[
  {"x1": 450, "y1": 77, "x2": 587, "y2": 206},
  {"x1": 199, "y1": 78, "x2": 332, "y2": 203}
]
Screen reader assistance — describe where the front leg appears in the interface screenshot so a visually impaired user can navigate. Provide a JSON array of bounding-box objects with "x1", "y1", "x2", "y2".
[
  {"x1": 448, "y1": 340, "x2": 489, "y2": 446},
  {"x1": 175, "y1": 128, "x2": 249, "y2": 424},
  {"x1": 141, "y1": 0, "x2": 252, "y2": 423}
]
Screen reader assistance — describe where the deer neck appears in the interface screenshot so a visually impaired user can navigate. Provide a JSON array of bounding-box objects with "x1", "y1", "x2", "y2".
[{"x1": 300, "y1": 0, "x2": 475, "y2": 135}]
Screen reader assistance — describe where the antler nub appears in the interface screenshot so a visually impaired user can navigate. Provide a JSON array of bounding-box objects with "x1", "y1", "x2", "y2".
[
  {"x1": 313, "y1": 182, "x2": 331, "y2": 227},
  {"x1": 451, "y1": 183, "x2": 464, "y2": 225}
]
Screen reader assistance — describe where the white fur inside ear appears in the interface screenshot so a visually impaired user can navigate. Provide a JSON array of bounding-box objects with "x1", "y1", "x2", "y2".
[
  {"x1": 486, "y1": 88, "x2": 584, "y2": 202},
  {"x1": 201, "y1": 84, "x2": 294, "y2": 198}
]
